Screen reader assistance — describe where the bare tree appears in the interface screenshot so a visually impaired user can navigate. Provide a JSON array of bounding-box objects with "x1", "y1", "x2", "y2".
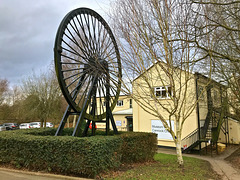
[
  {"x1": 191, "y1": 0, "x2": 240, "y2": 117},
  {"x1": 110, "y1": 0, "x2": 211, "y2": 166},
  {"x1": 0, "y1": 78, "x2": 9, "y2": 105},
  {"x1": 7, "y1": 86, "x2": 24, "y2": 121},
  {"x1": 21, "y1": 70, "x2": 62, "y2": 127}
]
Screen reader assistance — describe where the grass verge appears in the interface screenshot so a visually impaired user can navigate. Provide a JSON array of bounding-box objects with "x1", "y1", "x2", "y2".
[{"x1": 99, "y1": 153, "x2": 221, "y2": 180}]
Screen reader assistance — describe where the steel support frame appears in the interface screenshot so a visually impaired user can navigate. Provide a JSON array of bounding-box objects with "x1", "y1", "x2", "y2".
[{"x1": 55, "y1": 72, "x2": 118, "y2": 137}]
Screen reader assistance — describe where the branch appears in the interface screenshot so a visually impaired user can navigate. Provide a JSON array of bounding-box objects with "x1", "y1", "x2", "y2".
[{"x1": 192, "y1": 0, "x2": 240, "y2": 6}]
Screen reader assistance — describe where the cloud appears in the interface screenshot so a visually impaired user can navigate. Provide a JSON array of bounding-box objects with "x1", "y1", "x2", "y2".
[{"x1": 0, "y1": 0, "x2": 110, "y2": 86}]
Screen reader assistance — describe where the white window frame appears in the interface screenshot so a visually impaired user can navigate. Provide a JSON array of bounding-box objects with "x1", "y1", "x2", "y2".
[
  {"x1": 154, "y1": 86, "x2": 172, "y2": 99},
  {"x1": 117, "y1": 100, "x2": 123, "y2": 106}
]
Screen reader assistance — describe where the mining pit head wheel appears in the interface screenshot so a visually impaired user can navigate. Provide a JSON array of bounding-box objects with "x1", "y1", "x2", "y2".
[{"x1": 54, "y1": 8, "x2": 121, "y2": 122}]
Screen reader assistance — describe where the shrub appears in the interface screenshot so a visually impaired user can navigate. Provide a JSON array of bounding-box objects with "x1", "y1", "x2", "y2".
[
  {"x1": 120, "y1": 132, "x2": 157, "y2": 163},
  {"x1": 0, "y1": 128, "x2": 157, "y2": 177}
]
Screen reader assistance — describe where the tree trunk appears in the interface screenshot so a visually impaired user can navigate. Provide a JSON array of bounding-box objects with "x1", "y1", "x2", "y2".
[
  {"x1": 43, "y1": 119, "x2": 47, "y2": 128},
  {"x1": 176, "y1": 136, "x2": 184, "y2": 167},
  {"x1": 73, "y1": 115, "x2": 76, "y2": 127},
  {"x1": 40, "y1": 119, "x2": 44, "y2": 128}
]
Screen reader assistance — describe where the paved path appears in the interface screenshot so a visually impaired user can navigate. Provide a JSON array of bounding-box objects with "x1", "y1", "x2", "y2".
[
  {"x1": 158, "y1": 145, "x2": 240, "y2": 180},
  {"x1": 0, "y1": 167, "x2": 91, "y2": 180}
]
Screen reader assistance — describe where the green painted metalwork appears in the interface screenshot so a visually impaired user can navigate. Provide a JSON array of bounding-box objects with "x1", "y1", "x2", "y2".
[{"x1": 54, "y1": 8, "x2": 121, "y2": 137}]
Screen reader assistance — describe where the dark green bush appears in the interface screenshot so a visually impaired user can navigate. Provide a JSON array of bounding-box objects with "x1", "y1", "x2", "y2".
[
  {"x1": 0, "y1": 128, "x2": 157, "y2": 177},
  {"x1": 120, "y1": 132, "x2": 157, "y2": 163}
]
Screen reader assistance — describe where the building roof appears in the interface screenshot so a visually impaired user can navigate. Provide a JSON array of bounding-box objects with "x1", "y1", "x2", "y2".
[
  {"x1": 132, "y1": 61, "x2": 226, "y2": 87},
  {"x1": 113, "y1": 108, "x2": 133, "y2": 115}
]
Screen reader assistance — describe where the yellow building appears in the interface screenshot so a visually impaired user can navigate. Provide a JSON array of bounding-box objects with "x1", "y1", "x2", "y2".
[
  {"x1": 96, "y1": 95, "x2": 133, "y2": 131},
  {"x1": 93, "y1": 62, "x2": 239, "y2": 151},
  {"x1": 131, "y1": 63, "x2": 239, "y2": 152}
]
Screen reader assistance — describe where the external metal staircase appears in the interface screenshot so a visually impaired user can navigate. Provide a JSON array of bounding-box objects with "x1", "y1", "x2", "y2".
[{"x1": 182, "y1": 86, "x2": 229, "y2": 154}]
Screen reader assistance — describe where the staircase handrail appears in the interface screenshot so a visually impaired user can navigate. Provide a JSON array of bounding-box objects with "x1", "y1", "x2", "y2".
[
  {"x1": 182, "y1": 128, "x2": 199, "y2": 149},
  {"x1": 200, "y1": 85, "x2": 213, "y2": 139}
]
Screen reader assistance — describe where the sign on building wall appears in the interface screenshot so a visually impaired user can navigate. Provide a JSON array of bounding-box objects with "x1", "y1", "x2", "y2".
[
  {"x1": 116, "y1": 121, "x2": 122, "y2": 126},
  {"x1": 151, "y1": 120, "x2": 174, "y2": 140}
]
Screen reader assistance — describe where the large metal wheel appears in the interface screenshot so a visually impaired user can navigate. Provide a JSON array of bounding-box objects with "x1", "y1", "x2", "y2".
[{"x1": 54, "y1": 8, "x2": 121, "y2": 121}]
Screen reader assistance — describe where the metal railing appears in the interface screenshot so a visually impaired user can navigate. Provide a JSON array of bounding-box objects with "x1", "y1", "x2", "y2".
[{"x1": 182, "y1": 128, "x2": 199, "y2": 150}]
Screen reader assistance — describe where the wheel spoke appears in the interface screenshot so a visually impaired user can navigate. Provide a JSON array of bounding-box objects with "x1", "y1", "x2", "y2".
[
  {"x1": 102, "y1": 46, "x2": 116, "y2": 60},
  {"x1": 61, "y1": 54, "x2": 82, "y2": 63},
  {"x1": 61, "y1": 62, "x2": 82, "y2": 65},
  {"x1": 83, "y1": 13, "x2": 95, "y2": 54},
  {"x1": 63, "y1": 71, "x2": 83, "y2": 81},
  {"x1": 76, "y1": 72, "x2": 98, "y2": 106},
  {"x1": 61, "y1": 46, "x2": 86, "y2": 60},
  {"x1": 55, "y1": 8, "x2": 121, "y2": 119},
  {"x1": 71, "y1": 73, "x2": 90, "y2": 99},
  {"x1": 65, "y1": 74, "x2": 82, "y2": 89},
  {"x1": 77, "y1": 13, "x2": 94, "y2": 57},
  {"x1": 62, "y1": 68, "x2": 82, "y2": 73},
  {"x1": 97, "y1": 80, "x2": 104, "y2": 116},
  {"x1": 99, "y1": 77, "x2": 107, "y2": 102},
  {"x1": 99, "y1": 28, "x2": 108, "y2": 55},
  {"x1": 72, "y1": 17, "x2": 91, "y2": 57},
  {"x1": 66, "y1": 68, "x2": 92, "y2": 89},
  {"x1": 97, "y1": 20, "x2": 103, "y2": 53},
  {"x1": 76, "y1": 75, "x2": 92, "y2": 106},
  {"x1": 91, "y1": 15, "x2": 98, "y2": 52},
  {"x1": 100, "y1": 37, "x2": 112, "y2": 56},
  {"x1": 64, "y1": 26, "x2": 90, "y2": 58}
]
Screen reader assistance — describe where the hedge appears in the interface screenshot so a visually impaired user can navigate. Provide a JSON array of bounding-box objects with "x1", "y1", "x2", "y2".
[{"x1": 0, "y1": 128, "x2": 157, "y2": 178}]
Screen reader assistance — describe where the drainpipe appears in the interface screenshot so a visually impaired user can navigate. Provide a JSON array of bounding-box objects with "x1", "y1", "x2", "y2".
[
  {"x1": 221, "y1": 86, "x2": 230, "y2": 145},
  {"x1": 195, "y1": 73, "x2": 201, "y2": 154}
]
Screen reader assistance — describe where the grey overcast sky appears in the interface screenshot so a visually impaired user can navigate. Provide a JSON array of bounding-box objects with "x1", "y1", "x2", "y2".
[{"x1": 0, "y1": 0, "x2": 111, "y2": 87}]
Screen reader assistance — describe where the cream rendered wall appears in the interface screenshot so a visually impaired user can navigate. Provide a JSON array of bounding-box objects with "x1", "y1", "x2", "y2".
[
  {"x1": 113, "y1": 95, "x2": 131, "y2": 112},
  {"x1": 132, "y1": 64, "x2": 199, "y2": 147},
  {"x1": 96, "y1": 95, "x2": 132, "y2": 131},
  {"x1": 181, "y1": 110, "x2": 198, "y2": 139},
  {"x1": 133, "y1": 99, "x2": 139, "y2": 132},
  {"x1": 113, "y1": 114, "x2": 128, "y2": 131},
  {"x1": 133, "y1": 99, "x2": 176, "y2": 147},
  {"x1": 219, "y1": 119, "x2": 240, "y2": 144},
  {"x1": 133, "y1": 103, "x2": 198, "y2": 147},
  {"x1": 95, "y1": 95, "x2": 131, "y2": 114},
  {"x1": 197, "y1": 78, "x2": 209, "y2": 126},
  {"x1": 96, "y1": 114, "x2": 128, "y2": 130}
]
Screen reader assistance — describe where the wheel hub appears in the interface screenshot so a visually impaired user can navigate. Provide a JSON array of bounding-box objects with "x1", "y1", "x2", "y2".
[{"x1": 85, "y1": 54, "x2": 108, "y2": 75}]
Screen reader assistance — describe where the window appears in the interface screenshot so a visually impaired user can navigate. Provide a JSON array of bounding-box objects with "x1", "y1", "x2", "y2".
[
  {"x1": 129, "y1": 99, "x2": 132, "y2": 108},
  {"x1": 117, "y1": 100, "x2": 123, "y2": 106},
  {"x1": 154, "y1": 86, "x2": 172, "y2": 99}
]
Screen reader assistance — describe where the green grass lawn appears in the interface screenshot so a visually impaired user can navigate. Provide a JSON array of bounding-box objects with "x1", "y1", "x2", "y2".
[{"x1": 100, "y1": 153, "x2": 220, "y2": 180}]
